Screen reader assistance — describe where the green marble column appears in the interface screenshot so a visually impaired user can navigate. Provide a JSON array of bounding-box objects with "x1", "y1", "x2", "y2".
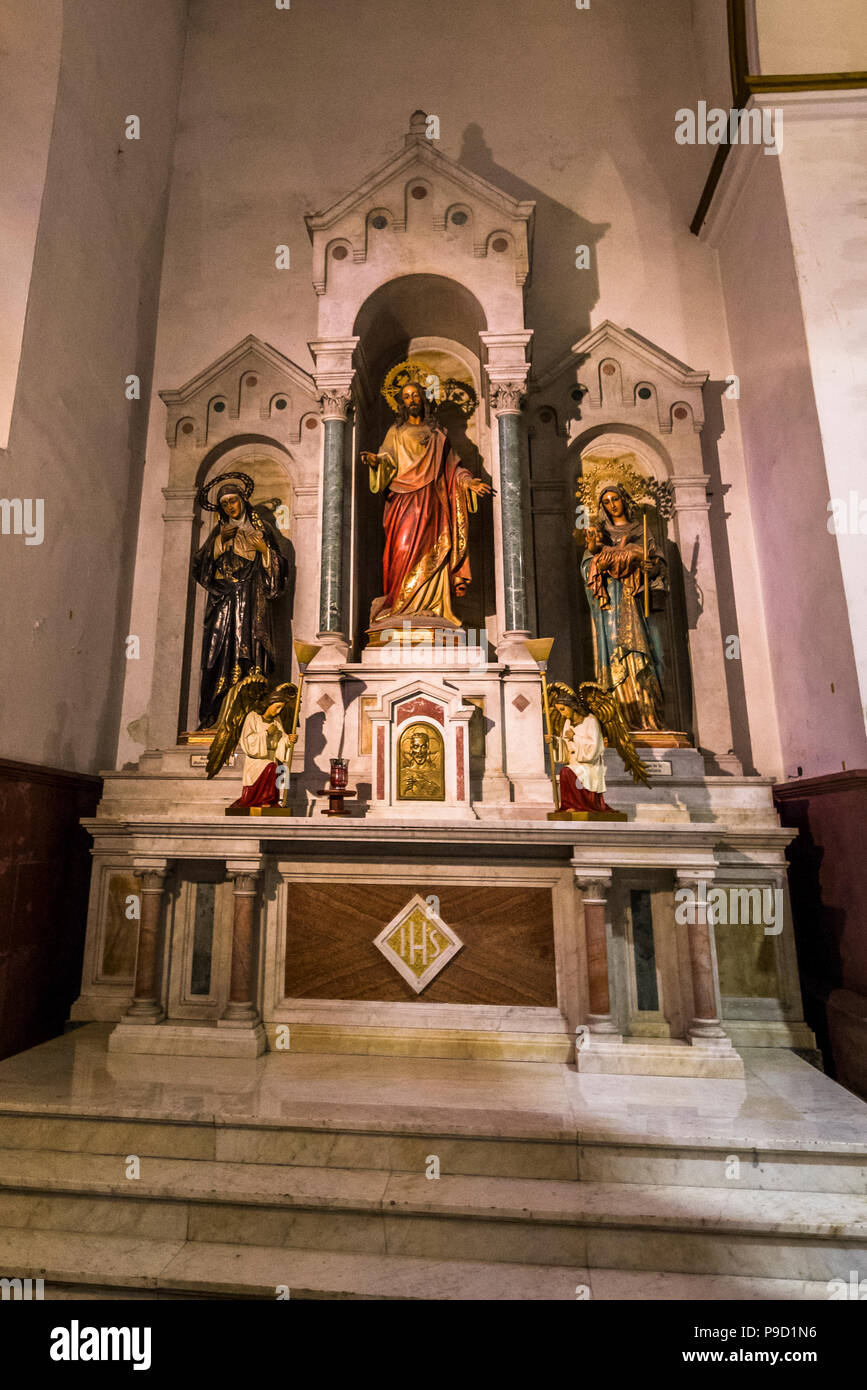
[
  {"x1": 317, "y1": 394, "x2": 350, "y2": 635},
  {"x1": 493, "y1": 388, "x2": 527, "y2": 634}
]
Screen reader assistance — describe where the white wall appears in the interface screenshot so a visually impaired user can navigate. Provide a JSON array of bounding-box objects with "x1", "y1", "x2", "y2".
[
  {"x1": 711, "y1": 139, "x2": 867, "y2": 777},
  {"x1": 690, "y1": 0, "x2": 733, "y2": 114},
  {"x1": 0, "y1": 1, "x2": 62, "y2": 449},
  {"x1": 775, "y1": 94, "x2": 867, "y2": 736},
  {"x1": 0, "y1": 0, "x2": 188, "y2": 773}
]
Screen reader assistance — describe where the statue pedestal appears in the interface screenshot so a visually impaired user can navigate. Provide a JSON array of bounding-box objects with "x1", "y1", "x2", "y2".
[{"x1": 294, "y1": 640, "x2": 550, "y2": 819}]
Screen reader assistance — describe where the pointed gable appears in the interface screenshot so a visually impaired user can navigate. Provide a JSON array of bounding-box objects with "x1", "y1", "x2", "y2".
[{"x1": 304, "y1": 111, "x2": 535, "y2": 300}]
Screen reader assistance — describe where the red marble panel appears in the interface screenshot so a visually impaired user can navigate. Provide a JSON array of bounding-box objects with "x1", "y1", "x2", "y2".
[{"x1": 395, "y1": 697, "x2": 444, "y2": 726}]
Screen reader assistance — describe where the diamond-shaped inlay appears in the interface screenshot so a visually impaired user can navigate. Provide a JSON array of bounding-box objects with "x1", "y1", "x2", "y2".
[
  {"x1": 317, "y1": 693, "x2": 335, "y2": 711},
  {"x1": 373, "y1": 894, "x2": 464, "y2": 994},
  {"x1": 512, "y1": 693, "x2": 530, "y2": 712}
]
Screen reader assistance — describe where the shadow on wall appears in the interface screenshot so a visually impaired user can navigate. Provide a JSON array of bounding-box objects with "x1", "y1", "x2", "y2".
[{"x1": 457, "y1": 124, "x2": 610, "y2": 370}]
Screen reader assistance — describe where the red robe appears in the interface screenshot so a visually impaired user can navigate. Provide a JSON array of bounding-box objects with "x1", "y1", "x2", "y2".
[
  {"x1": 369, "y1": 423, "x2": 476, "y2": 626},
  {"x1": 229, "y1": 762, "x2": 278, "y2": 809}
]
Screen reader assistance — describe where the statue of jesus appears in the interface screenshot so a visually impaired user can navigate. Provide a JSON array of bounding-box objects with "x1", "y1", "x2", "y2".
[{"x1": 361, "y1": 368, "x2": 491, "y2": 633}]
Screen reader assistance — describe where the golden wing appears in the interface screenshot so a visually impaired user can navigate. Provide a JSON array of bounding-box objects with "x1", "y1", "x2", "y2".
[
  {"x1": 579, "y1": 680, "x2": 651, "y2": 787},
  {"x1": 546, "y1": 680, "x2": 580, "y2": 742},
  {"x1": 206, "y1": 672, "x2": 268, "y2": 778}
]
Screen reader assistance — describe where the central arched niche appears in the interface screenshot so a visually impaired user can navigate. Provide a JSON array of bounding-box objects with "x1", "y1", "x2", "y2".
[{"x1": 350, "y1": 274, "x2": 495, "y2": 653}]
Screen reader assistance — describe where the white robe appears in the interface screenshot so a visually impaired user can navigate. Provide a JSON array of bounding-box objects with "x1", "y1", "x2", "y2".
[
  {"x1": 557, "y1": 714, "x2": 606, "y2": 793},
  {"x1": 238, "y1": 710, "x2": 292, "y2": 788}
]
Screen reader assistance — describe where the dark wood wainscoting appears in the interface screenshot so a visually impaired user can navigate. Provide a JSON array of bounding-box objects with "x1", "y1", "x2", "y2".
[{"x1": 0, "y1": 759, "x2": 102, "y2": 1060}]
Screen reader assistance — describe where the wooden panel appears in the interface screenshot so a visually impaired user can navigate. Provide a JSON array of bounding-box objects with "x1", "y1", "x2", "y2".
[
  {"x1": 0, "y1": 758, "x2": 102, "y2": 1061},
  {"x1": 284, "y1": 882, "x2": 557, "y2": 1006}
]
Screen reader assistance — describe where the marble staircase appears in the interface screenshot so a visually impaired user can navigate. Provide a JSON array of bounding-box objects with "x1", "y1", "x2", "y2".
[{"x1": 0, "y1": 1069, "x2": 864, "y2": 1300}]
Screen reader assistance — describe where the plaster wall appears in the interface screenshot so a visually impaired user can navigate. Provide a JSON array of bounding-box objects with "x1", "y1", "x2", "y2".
[
  {"x1": 0, "y1": 0, "x2": 62, "y2": 449},
  {"x1": 713, "y1": 146, "x2": 866, "y2": 778},
  {"x1": 0, "y1": 0, "x2": 188, "y2": 773},
  {"x1": 775, "y1": 97, "x2": 867, "y2": 733},
  {"x1": 689, "y1": 0, "x2": 734, "y2": 122},
  {"x1": 117, "y1": 0, "x2": 780, "y2": 775}
]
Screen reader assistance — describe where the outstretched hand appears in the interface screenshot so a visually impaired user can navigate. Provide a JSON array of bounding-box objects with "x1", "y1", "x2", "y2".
[
  {"x1": 361, "y1": 452, "x2": 380, "y2": 468},
  {"x1": 467, "y1": 478, "x2": 493, "y2": 497}
]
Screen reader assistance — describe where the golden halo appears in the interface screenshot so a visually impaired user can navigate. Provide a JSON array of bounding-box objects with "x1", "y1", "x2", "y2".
[
  {"x1": 575, "y1": 454, "x2": 674, "y2": 521},
  {"x1": 381, "y1": 359, "x2": 479, "y2": 419},
  {"x1": 382, "y1": 359, "x2": 436, "y2": 413}
]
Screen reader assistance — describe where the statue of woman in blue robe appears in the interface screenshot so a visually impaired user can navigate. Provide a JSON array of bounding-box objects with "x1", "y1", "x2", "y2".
[{"x1": 580, "y1": 481, "x2": 667, "y2": 731}]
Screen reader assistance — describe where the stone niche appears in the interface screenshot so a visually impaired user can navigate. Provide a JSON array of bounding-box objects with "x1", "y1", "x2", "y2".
[{"x1": 367, "y1": 680, "x2": 474, "y2": 819}]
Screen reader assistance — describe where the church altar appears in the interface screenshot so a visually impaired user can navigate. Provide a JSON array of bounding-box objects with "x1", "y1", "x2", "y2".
[{"x1": 71, "y1": 113, "x2": 815, "y2": 1079}]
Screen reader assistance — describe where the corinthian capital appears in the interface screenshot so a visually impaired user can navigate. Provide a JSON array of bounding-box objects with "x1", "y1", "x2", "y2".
[
  {"x1": 489, "y1": 382, "x2": 526, "y2": 415},
  {"x1": 318, "y1": 390, "x2": 353, "y2": 421}
]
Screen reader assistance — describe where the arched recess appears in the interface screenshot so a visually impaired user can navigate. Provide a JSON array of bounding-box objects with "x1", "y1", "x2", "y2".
[
  {"x1": 349, "y1": 274, "x2": 496, "y2": 653},
  {"x1": 567, "y1": 427, "x2": 695, "y2": 738},
  {"x1": 180, "y1": 438, "x2": 298, "y2": 732}
]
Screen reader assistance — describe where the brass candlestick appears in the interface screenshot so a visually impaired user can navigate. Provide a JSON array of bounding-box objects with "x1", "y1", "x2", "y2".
[{"x1": 524, "y1": 637, "x2": 559, "y2": 812}]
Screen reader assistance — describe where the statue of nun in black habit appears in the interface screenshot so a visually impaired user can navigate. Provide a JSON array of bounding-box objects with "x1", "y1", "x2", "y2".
[{"x1": 192, "y1": 472, "x2": 288, "y2": 729}]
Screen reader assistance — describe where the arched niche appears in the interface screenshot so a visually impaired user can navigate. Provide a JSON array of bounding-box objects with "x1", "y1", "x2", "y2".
[
  {"x1": 570, "y1": 430, "x2": 694, "y2": 739},
  {"x1": 180, "y1": 440, "x2": 298, "y2": 733},
  {"x1": 349, "y1": 274, "x2": 496, "y2": 654}
]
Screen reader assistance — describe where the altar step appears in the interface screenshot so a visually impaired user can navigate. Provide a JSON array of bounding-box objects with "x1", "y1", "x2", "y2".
[
  {"x1": 0, "y1": 1227, "x2": 840, "y2": 1300},
  {"x1": 0, "y1": 1142, "x2": 863, "y2": 1292},
  {"x1": 0, "y1": 1107, "x2": 863, "y2": 1191}
]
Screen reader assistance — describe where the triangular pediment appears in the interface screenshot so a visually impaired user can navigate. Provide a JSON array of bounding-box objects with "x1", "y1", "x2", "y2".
[
  {"x1": 303, "y1": 113, "x2": 535, "y2": 299},
  {"x1": 159, "y1": 334, "x2": 315, "y2": 407},
  {"x1": 571, "y1": 321, "x2": 708, "y2": 390},
  {"x1": 305, "y1": 121, "x2": 535, "y2": 238},
  {"x1": 534, "y1": 321, "x2": 708, "y2": 394}
]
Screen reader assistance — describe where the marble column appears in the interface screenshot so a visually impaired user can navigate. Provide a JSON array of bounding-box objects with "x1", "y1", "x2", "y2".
[
  {"x1": 490, "y1": 383, "x2": 528, "y2": 637},
  {"x1": 671, "y1": 475, "x2": 739, "y2": 772},
  {"x1": 317, "y1": 389, "x2": 352, "y2": 639},
  {"x1": 676, "y1": 870, "x2": 728, "y2": 1041},
  {"x1": 221, "y1": 864, "x2": 262, "y2": 1025},
  {"x1": 575, "y1": 872, "x2": 618, "y2": 1033},
  {"x1": 125, "y1": 864, "x2": 169, "y2": 1022}
]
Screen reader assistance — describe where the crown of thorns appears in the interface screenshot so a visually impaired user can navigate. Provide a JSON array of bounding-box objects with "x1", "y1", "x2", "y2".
[
  {"x1": 198, "y1": 472, "x2": 255, "y2": 513},
  {"x1": 381, "y1": 359, "x2": 479, "y2": 419}
]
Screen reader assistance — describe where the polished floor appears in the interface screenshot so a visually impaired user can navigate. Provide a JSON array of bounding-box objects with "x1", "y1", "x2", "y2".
[{"x1": 0, "y1": 1024, "x2": 865, "y2": 1152}]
